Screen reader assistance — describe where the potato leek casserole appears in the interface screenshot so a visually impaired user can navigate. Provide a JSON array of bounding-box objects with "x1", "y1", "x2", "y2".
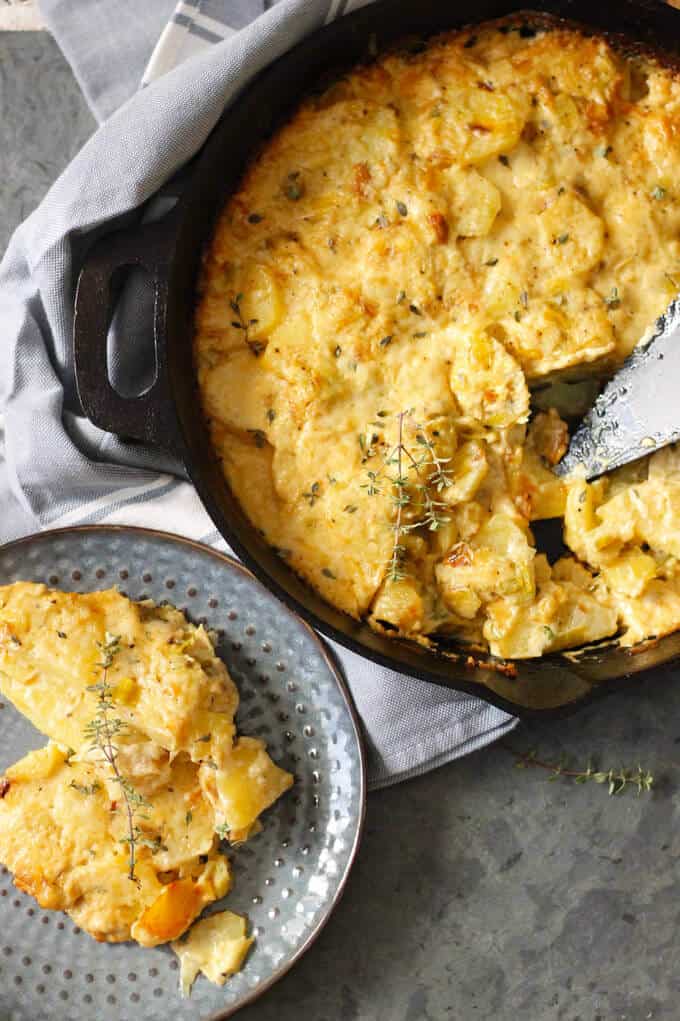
[
  {"x1": 0, "y1": 584, "x2": 292, "y2": 990},
  {"x1": 195, "y1": 18, "x2": 680, "y2": 659}
]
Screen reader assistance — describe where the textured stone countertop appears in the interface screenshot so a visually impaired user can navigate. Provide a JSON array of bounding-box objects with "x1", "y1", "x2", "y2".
[{"x1": 2, "y1": 29, "x2": 679, "y2": 1021}]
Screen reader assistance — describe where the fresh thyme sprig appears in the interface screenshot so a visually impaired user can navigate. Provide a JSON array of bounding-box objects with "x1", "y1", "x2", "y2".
[
  {"x1": 362, "y1": 410, "x2": 454, "y2": 582},
  {"x1": 230, "y1": 292, "x2": 264, "y2": 356},
  {"x1": 355, "y1": 406, "x2": 455, "y2": 584},
  {"x1": 502, "y1": 743, "x2": 654, "y2": 796},
  {"x1": 84, "y1": 632, "x2": 151, "y2": 884}
]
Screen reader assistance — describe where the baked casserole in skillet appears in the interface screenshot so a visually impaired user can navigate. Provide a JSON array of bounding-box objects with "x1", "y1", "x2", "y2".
[{"x1": 194, "y1": 16, "x2": 680, "y2": 660}]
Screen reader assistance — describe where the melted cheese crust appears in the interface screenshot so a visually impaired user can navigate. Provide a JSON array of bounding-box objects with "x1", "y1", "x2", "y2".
[
  {"x1": 0, "y1": 585, "x2": 293, "y2": 951},
  {"x1": 195, "y1": 19, "x2": 680, "y2": 657},
  {"x1": 0, "y1": 743, "x2": 227, "y2": 944},
  {"x1": 0, "y1": 584, "x2": 238, "y2": 764}
]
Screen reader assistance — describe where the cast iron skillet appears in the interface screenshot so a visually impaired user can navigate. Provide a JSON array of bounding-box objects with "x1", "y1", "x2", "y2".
[{"x1": 73, "y1": 0, "x2": 680, "y2": 717}]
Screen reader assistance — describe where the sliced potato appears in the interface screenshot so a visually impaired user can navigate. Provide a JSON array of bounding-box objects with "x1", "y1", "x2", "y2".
[
  {"x1": 173, "y1": 910, "x2": 254, "y2": 996},
  {"x1": 199, "y1": 737, "x2": 293, "y2": 838},
  {"x1": 537, "y1": 191, "x2": 605, "y2": 295},
  {"x1": 443, "y1": 167, "x2": 502, "y2": 237},
  {"x1": 449, "y1": 329, "x2": 529, "y2": 427},
  {"x1": 500, "y1": 288, "x2": 615, "y2": 379}
]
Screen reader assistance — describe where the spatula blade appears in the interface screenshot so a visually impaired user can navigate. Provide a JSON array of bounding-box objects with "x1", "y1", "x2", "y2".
[{"x1": 555, "y1": 296, "x2": 680, "y2": 480}]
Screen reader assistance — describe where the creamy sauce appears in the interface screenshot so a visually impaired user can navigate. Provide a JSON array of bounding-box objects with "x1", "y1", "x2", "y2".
[{"x1": 196, "y1": 20, "x2": 680, "y2": 657}]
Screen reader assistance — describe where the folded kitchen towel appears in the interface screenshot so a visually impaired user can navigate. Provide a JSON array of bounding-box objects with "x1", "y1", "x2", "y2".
[{"x1": 0, "y1": 0, "x2": 517, "y2": 787}]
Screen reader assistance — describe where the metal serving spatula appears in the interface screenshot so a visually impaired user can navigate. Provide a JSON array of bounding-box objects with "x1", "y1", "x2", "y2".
[{"x1": 555, "y1": 296, "x2": 680, "y2": 480}]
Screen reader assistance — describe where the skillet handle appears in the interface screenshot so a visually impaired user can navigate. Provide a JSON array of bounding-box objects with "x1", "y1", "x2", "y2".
[{"x1": 73, "y1": 212, "x2": 183, "y2": 457}]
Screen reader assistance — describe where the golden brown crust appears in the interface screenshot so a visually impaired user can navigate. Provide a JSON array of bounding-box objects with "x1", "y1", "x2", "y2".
[
  {"x1": 0, "y1": 587, "x2": 293, "y2": 947},
  {"x1": 195, "y1": 18, "x2": 680, "y2": 658}
]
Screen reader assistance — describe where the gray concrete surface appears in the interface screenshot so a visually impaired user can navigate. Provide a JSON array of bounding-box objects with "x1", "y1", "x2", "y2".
[
  {"x1": 2, "y1": 29, "x2": 679, "y2": 1021},
  {"x1": 0, "y1": 31, "x2": 95, "y2": 253}
]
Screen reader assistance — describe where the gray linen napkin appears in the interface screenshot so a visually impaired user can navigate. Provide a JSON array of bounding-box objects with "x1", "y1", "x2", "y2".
[{"x1": 0, "y1": 0, "x2": 517, "y2": 787}]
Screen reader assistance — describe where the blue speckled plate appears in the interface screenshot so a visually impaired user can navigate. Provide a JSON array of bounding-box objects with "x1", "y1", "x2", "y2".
[{"x1": 0, "y1": 526, "x2": 366, "y2": 1021}]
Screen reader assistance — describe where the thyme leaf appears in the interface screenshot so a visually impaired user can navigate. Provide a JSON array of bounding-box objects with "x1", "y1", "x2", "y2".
[
  {"x1": 604, "y1": 286, "x2": 621, "y2": 309},
  {"x1": 284, "y1": 172, "x2": 304, "y2": 201},
  {"x1": 303, "y1": 481, "x2": 321, "y2": 506},
  {"x1": 230, "y1": 293, "x2": 265, "y2": 356},
  {"x1": 69, "y1": 780, "x2": 101, "y2": 796}
]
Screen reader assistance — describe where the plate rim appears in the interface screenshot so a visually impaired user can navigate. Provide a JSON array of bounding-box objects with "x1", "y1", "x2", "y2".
[{"x1": 0, "y1": 523, "x2": 367, "y2": 1021}]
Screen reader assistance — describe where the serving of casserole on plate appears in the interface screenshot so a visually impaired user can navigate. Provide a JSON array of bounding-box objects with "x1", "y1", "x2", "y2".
[
  {"x1": 195, "y1": 15, "x2": 680, "y2": 661},
  {"x1": 0, "y1": 582, "x2": 293, "y2": 963},
  {"x1": 0, "y1": 527, "x2": 365, "y2": 1021}
]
